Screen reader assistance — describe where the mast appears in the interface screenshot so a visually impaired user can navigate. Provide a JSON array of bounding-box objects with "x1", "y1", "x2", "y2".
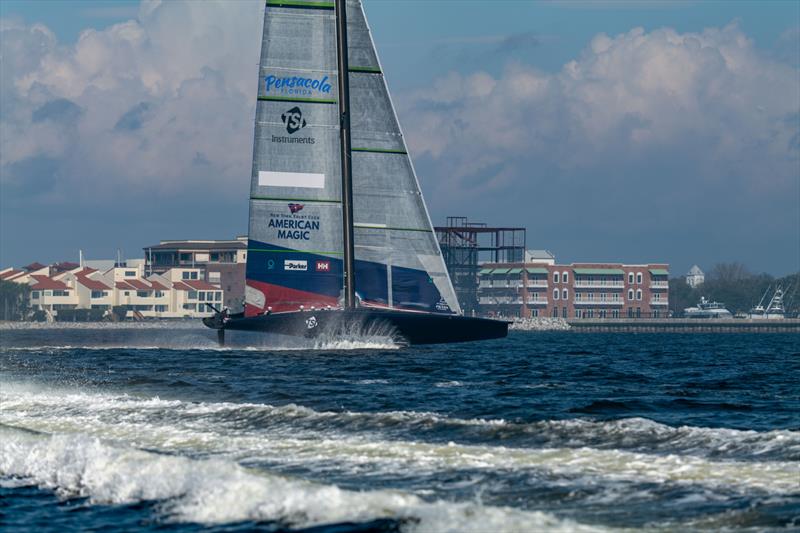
[{"x1": 335, "y1": 0, "x2": 356, "y2": 309}]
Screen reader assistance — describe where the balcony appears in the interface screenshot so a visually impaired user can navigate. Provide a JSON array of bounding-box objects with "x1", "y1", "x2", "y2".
[
  {"x1": 525, "y1": 298, "x2": 548, "y2": 305},
  {"x1": 650, "y1": 299, "x2": 668, "y2": 305},
  {"x1": 525, "y1": 280, "x2": 548, "y2": 288},
  {"x1": 574, "y1": 299, "x2": 624, "y2": 305},
  {"x1": 479, "y1": 280, "x2": 523, "y2": 289},
  {"x1": 650, "y1": 281, "x2": 669, "y2": 289},
  {"x1": 573, "y1": 280, "x2": 624, "y2": 288},
  {"x1": 479, "y1": 297, "x2": 516, "y2": 305}
]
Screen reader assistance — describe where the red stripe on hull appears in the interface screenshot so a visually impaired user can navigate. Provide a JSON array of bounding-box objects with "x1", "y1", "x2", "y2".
[{"x1": 245, "y1": 279, "x2": 339, "y2": 317}]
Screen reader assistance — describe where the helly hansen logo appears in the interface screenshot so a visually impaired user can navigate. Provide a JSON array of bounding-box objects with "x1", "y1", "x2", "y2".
[
  {"x1": 315, "y1": 260, "x2": 330, "y2": 272},
  {"x1": 281, "y1": 107, "x2": 307, "y2": 134},
  {"x1": 288, "y1": 203, "x2": 304, "y2": 214}
]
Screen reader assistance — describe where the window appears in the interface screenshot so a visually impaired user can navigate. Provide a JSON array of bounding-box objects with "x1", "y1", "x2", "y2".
[
  {"x1": 562, "y1": 289, "x2": 568, "y2": 300},
  {"x1": 612, "y1": 310, "x2": 620, "y2": 318},
  {"x1": 653, "y1": 310, "x2": 660, "y2": 318},
  {"x1": 210, "y1": 253, "x2": 220, "y2": 262},
  {"x1": 188, "y1": 291, "x2": 197, "y2": 300},
  {"x1": 155, "y1": 305, "x2": 167, "y2": 312},
  {"x1": 636, "y1": 289, "x2": 642, "y2": 301},
  {"x1": 53, "y1": 290, "x2": 69, "y2": 297},
  {"x1": 91, "y1": 290, "x2": 106, "y2": 298},
  {"x1": 215, "y1": 292, "x2": 222, "y2": 302},
  {"x1": 575, "y1": 309, "x2": 582, "y2": 318},
  {"x1": 32, "y1": 291, "x2": 40, "y2": 299},
  {"x1": 551, "y1": 307, "x2": 558, "y2": 317},
  {"x1": 125, "y1": 270, "x2": 136, "y2": 277},
  {"x1": 137, "y1": 291, "x2": 150, "y2": 298},
  {"x1": 553, "y1": 289, "x2": 559, "y2": 300},
  {"x1": 562, "y1": 272, "x2": 569, "y2": 283},
  {"x1": 562, "y1": 307, "x2": 567, "y2": 318},
  {"x1": 155, "y1": 291, "x2": 164, "y2": 298},
  {"x1": 653, "y1": 293, "x2": 661, "y2": 301},
  {"x1": 636, "y1": 307, "x2": 642, "y2": 318},
  {"x1": 124, "y1": 291, "x2": 130, "y2": 296},
  {"x1": 531, "y1": 309, "x2": 539, "y2": 317},
  {"x1": 628, "y1": 289, "x2": 634, "y2": 301},
  {"x1": 182, "y1": 303, "x2": 194, "y2": 310},
  {"x1": 553, "y1": 272, "x2": 560, "y2": 283},
  {"x1": 588, "y1": 292, "x2": 594, "y2": 301},
  {"x1": 627, "y1": 307, "x2": 634, "y2": 318},
  {"x1": 636, "y1": 272, "x2": 643, "y2": 284},
  {"x1": 628, "y1": 272, "x2": 634, "y2": 284},
  {"x1": 182, "y1": 272, "x2": 190, "y2": 280},
  {"x1": 180, "y1": 253, "x2": 192, "y2": 262}
]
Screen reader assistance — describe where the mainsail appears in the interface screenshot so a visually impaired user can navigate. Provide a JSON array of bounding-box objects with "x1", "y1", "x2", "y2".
[{"x1": 245, "y1": 0, "x2": 460, "y2": 317}]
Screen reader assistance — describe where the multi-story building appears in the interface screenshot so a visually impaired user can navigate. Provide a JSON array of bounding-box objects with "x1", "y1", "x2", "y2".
[
  {"x1": 479, "y1": 262, "x2": 670, "y2": 319},
  {"x1": 6, "y1": 262, "x2": 223, "y2": 319},
  {"x1": 143, "y1": 238, "x2": 246, "y2": 310}
]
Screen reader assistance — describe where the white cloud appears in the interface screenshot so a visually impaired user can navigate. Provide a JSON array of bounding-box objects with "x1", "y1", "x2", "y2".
[
  {"x1": 401, "y1": 24, "x2": 799, "y2": 203},
  {"x1": 0, "y1": 0, "x2": 262, "y2": 203}
]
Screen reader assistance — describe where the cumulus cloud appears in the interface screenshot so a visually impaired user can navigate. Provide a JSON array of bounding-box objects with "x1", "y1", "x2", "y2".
[
  {"x1": 0, "y1": 0, "x2": 262, "y2": 206},
  {"x1": 0, "y1": 7, "x2": 797, "y2": 271},
  {"x1": 400, "y1": 24, "x2": 799, "y2": 270}
]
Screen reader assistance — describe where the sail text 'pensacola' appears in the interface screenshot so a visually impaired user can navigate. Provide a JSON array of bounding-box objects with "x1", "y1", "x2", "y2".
[{"x1": 264, "y1": 75, "x2": 332, "y2": 97}]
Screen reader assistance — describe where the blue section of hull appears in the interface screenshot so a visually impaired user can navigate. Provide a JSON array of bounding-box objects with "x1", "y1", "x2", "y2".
[{"x1": 246, "y1": 239, "x2": 450, "y2": 313}]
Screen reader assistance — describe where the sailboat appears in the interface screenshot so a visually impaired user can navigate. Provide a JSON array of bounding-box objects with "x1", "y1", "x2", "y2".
[{"x1": 204, "y1": 0, "x2": 508, "y2": 345}]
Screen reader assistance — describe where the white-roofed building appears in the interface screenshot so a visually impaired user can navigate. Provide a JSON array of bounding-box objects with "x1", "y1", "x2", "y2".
[{"x1": 686, "y1": 265, "x2": 705, "y2": 287}]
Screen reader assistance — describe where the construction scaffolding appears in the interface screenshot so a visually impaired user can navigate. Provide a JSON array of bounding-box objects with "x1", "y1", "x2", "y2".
[{"x1": 435, "y1": 216, "x2": 526, "y2": 316}]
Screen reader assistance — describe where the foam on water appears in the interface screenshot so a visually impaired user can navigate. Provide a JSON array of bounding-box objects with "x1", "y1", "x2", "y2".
[
  {"x1": 2, "y1": 383, "x2": 798, "y2": 497},
  {"x1": 0, "y1": 427, "x2": 602, "y2": 532}
]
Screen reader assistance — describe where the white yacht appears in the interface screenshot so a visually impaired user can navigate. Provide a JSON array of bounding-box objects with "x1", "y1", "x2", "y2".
[
  {"x1": 748, "y1": 287, "x2": 786, "y2": 319},
  {"x1": 683, "y1": 297, "x2": 733, "y2": 319}
]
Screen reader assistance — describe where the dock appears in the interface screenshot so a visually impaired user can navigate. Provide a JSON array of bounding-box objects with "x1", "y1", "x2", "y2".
[{"x1": 567, "y1": 318, "x2": 800, "y2": 333}]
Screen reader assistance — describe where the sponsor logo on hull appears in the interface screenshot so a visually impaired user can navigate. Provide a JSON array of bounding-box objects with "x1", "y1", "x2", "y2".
[
  {"x1": 315, "y1": 260, "x2": 330, "y2": 272},
  {"x1": 288, "y1": 203, "x2": 304, "y2": 214}
]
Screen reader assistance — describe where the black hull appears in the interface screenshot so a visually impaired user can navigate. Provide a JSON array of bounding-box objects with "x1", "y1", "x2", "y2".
[{"x1": 204, "y1": 308, "x2": 508, "y2": 345}]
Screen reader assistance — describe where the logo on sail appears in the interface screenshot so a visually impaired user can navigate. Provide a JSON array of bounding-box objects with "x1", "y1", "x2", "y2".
[
  {"x1": 264, "y1": 74, "x2": 332, "y2": 97},
  {"x1": 284, "y1": 260, "x2": 308, "y2": 271},
  {"x1": 272, "y1": 107, "x2": 315, "y2": 145},
  {"x1": 288, "y1": 203, "x2": 304, "y2": 214},
  {"x1": 281, "y1": 107, "x2": 307, "y2": 134}
]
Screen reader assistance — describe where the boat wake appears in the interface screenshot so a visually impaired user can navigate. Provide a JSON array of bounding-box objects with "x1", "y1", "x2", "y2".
[{"x1": 0, "y1": 425, "x2": 600, "y2": 532}]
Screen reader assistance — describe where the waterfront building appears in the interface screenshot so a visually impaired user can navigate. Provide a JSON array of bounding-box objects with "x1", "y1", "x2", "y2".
[
  {"x1": 686, "y1": 265, "x2": 705, "y2": 287},
  {"x1": 143, "y1": 237, "x2": 246, "y2": 309},
  {"x1": 5, "y1": 262, "x2": 223, "y2": 319},
  {"x1": 478, "y1": 262, "x2": 670, "y2": 319}
]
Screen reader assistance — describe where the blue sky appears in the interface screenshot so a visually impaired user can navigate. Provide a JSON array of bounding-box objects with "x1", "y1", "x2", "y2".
[{"x1": 1, "y1": 0, "x2": 798, "y2": 275}]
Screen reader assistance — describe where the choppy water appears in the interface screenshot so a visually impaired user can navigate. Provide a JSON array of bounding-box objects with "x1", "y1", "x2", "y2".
[{"x1": 1, "y1": 323, "x2": 798, "y2": 532}]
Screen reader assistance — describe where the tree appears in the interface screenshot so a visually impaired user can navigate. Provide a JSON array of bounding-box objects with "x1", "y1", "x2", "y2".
[{"x1": 0, "y1": 280, "x2": 30, "y2": 321}]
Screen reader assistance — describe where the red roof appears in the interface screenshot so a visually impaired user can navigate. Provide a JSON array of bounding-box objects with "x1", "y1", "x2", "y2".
[
  {"x1": 172, "y1": 281, "x2": 194, "y2": 291},
  {"x1": 30, "y1": 275, "x2": 69, "y2": 290},
  {"x1": 116, "y1": 281, "x2": 137, "y2": 290},
  {"x1": 76, "y1": 267, "x2": 97, "y2": 276},
  {"x1": 77, "y1": 276, "x2": 111, "y2": 291},
  {"x1": 24, "y1": 262, "x2": 46, "y2": 271},
  {"x1": 0, "y1": 269, "x2": 23, "y2": 280},
  {"x1": 148, "y1": 280, "x2": 169, "y2": 291},
  {"x1": 183, "y1": 280, "x2": 220, "y2": 291},
  {"x1": 126, "y1": 279, "x2": 153, "y2": 291},
  {"x1": 53, "y1": 261, "x2": 80, "y2": 272}
]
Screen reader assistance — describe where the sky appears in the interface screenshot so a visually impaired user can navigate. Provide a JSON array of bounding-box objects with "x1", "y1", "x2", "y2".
[{"x1": 1, "y1": 0, "x2": 798, "y2": 276}]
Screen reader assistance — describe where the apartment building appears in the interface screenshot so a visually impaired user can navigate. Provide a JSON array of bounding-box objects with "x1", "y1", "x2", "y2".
[
  {"x1": 3, "y1": 262, "x2": 223, "y2": 319},
  {"x1": 479, "y1": 262, "x2": 669, "y2": 319},
  {"x1": 144, "y1": 238, "x2": 246, "y2": 309}
]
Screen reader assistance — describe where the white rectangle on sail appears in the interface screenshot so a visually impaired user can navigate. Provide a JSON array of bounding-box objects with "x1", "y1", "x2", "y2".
[{"x1": 258, "y1": 171, "x2": 325, "y2": 189}]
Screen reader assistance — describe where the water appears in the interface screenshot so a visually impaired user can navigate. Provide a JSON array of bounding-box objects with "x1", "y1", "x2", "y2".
[{"x1": 1, "y1": 323, "x2": 798, "y2": 532}]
